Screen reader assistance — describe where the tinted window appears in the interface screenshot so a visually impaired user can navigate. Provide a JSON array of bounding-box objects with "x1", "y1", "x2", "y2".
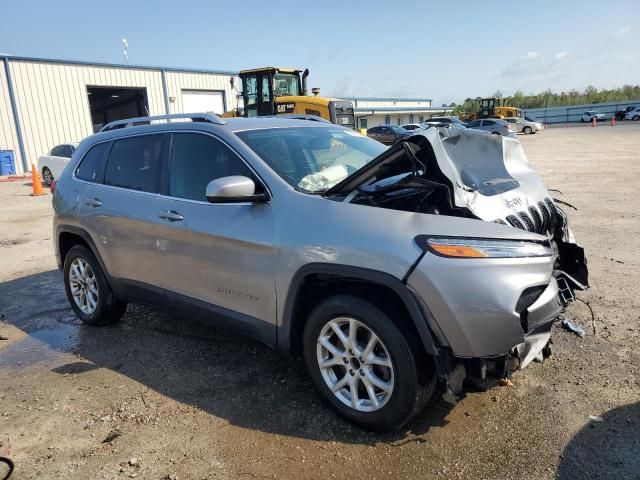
[
  {"x1": 104, "y1": 135, "x2": 164, "y2": 193},
  {"x1": 468, "y1": 121, "x2": 481, "y2": 127},
  {"x1": 62, "y1": 145, "x2": 74, "y2": 158},
  {"x1": 368, "y1": 127, "x2": 380, "y2": 134},
  {"x1": 76, "y1": 142, "x2": 110, "y2": 182},
  {"x1": 484, "y1": 120, "x2": 496, "y2": 126},
  {"x1": 169, "y1": 133, "x2": 255, "y2": 201},
  {"x1": 50, "y1": 145, "x2": 65, "y2": 157}
]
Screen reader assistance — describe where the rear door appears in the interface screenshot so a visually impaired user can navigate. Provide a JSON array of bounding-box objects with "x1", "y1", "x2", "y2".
[
  {"x1": 154, "y1": 131, "x2": 276, "y2": 333},
  {"x1": 78, "y1": 133, "x2": 169, "y2": 298}
]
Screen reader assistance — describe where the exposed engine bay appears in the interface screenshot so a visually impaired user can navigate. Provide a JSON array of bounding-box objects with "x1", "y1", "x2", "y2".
[{"x1": 325, "y1": 126, "x2": 589, "y2": 294}]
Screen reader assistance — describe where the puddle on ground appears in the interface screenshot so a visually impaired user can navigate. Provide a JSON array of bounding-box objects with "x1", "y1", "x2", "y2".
[{"x1": 0, "y1": 322, "x2": 79, "y2": 370}]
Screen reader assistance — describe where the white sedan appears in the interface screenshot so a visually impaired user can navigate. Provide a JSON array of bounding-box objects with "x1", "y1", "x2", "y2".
[
  {"x1": 37, "y1": 143, "x2": 78, "y2": 185},
  {"x1": 581, "y1": 111, "x2": 606, "y2": 123},
  {"x1": 625, "y1": 107, "x2": 640, "y2": 121}
]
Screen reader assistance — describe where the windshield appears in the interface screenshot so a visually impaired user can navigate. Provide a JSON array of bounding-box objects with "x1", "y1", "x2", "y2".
[
  {"x1": 236, "y1": 127, "x2": 387, "y2": 192},
  {"x1": 273, "y1": 73, "x2": 301, "y2": 97}
]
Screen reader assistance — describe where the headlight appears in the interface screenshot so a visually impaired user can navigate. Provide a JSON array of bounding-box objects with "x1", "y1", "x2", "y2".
[{"x1": 415, "y1": 236, "x2": 553, "y2": 258}]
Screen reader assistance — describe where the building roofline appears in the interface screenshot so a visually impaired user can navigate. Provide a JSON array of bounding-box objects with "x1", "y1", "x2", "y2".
[
  {"x1": 353, "y1": 107, "x2": 451, "y2": 113},
  {"x1": 346, "y1": 96, "x2": 433, "y2": 102},
  {"x1": 0, "y1": 53, "x2": 238, "y2": 76}
]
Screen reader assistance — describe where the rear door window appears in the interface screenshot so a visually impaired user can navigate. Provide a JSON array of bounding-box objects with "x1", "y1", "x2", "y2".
[
  {"x1": 75, "y1": 142, "x2": 110, "y2": 182},
  {"x1": 104, "y1": 134, "x2": 165, "y2": 193}
]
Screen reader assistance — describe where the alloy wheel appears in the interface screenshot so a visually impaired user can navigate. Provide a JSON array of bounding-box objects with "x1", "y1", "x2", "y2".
[
  {"x1": 69, "y1": 257, "x2": 99, "y2": 315},
  {"x1": 316, "y1": 317, "x2": 395, "y2": 412}
]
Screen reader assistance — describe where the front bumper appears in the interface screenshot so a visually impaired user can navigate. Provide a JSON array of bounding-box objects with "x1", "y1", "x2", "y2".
[{"x1": 407, "y1": 252, "x2": 562, "y2": 359}]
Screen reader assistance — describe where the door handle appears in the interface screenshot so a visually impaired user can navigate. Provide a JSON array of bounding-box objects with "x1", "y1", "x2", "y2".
[
  {"x1": 85, "y1": 198, "x2": 102, "y2": 207},
  {"x1": 158, "y1": 210, "x2": 184, "y2": 222}
]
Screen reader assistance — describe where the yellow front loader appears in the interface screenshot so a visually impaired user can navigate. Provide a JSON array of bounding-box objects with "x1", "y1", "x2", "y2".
[{"x1": 222, "y1": 67, "x2": 355, "y2": 129}]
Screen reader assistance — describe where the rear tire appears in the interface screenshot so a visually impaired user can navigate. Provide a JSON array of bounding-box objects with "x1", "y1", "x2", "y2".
[
  {"x1": 303, "y1": 295, "x2": 433, "y2": 431},
  {"x1": 63, "y1": 245, "x2": 126, "y2": 326},
  {"x1": 42, "y1": 167, "x2": 53, "y2": 186}
]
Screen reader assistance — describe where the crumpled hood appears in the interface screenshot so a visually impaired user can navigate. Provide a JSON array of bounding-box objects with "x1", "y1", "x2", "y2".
[
  {"x1": 431, "y1": 127, "x2": 553, "y2": 224},
  {"x1": 327, "y1": 126, "x2": 555, "y2": 232}
]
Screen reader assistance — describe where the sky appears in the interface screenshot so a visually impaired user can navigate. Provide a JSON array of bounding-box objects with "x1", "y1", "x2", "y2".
[{"x1": 1, "y1": 0, "x2": 639, "y2": 105}]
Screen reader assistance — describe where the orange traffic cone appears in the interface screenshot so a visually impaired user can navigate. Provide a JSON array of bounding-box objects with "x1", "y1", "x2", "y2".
[
  {"x1": 591, "y1": 117, "x2": 596, "y2": 127},
  {"x1": 611, "y1": 117, "x2": 616, "y2": 126},
  {"x1": 30, "y1": 163, "x2": 46, "y2": 196}
]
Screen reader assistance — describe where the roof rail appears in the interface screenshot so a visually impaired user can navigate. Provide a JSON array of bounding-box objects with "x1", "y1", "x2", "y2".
[{"x1": 100, "y1": 112, "x2": 226, "y2": 132}]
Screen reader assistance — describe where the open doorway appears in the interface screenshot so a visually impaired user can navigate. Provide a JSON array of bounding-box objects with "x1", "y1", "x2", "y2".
[{"x1": 87, "y1": 86, "x2": 149, "y2": 132}]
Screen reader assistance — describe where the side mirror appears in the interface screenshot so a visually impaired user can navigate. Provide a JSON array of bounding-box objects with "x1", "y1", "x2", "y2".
[{"x1": 205, "y1": 176, "x2": 268, "y2": 204}]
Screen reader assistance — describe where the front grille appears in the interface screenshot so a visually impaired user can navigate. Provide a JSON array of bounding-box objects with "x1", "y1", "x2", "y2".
[
  {"x1": 506, "y1": 215, "x2": 525, "y2": 230},
  {"x1": 503, "y1": 197, "x2": 558, "y2": 235},
  {"x1": 538, "y1": 201, "x2": 551, "y2": 232},
  {"x1": 528, "y1": 206, "x2": 542, "y2": 232}
]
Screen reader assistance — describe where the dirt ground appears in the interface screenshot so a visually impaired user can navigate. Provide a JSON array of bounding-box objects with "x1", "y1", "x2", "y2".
[{"x1": 1, "y1": 124, "x2": 639, "y2": 480}]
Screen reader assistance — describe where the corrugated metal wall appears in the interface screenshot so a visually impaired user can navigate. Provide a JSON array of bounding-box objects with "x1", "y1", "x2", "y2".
[
  {"x1": 165, "y1": 71, "x2": 237, "y2": 114},
  {"x1": 0, "y1": 58, "x2": 236, "y2": 174},
  {"x1": 523, "y1": 99, "x2": 640, "y2": 124},
  {"x1": 0, "y1": 63, "x2": 22, "y2": 170}
]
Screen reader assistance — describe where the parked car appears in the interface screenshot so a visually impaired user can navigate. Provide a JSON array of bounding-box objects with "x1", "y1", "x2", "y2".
[
  {"x1": 624, "y1": 107, "x2": 640, "y2": 121},
  {"x1": 466, "y1": 118, "x2": 517, "y2": 137},
  {"x1": 503, "y1": 117, "x2": 540, "y2": 134},
  {"x1": 426, "y1": 116, "x2": 468, "y2": 127},
  {"x1": 367, "y1": 125, "x2": 412, "y2": 145},
  {"x1": 53, "y1": 113, "x2": 587, "y2": 431},
  {"x1": 37, "y1": 143, "x2": 79, "y2": 186},
  {"x1": 615, "y1": 105, "x2": 639, "y2": 121},
  {"x1": 401, "y1": 123, "x2": 424, "y2": 131},
  {"x1": 526, "y1": 117, "x2": 545, "y2": 130},
  {"x1": 581, "y1": 111, "x2": 606, "y2": 123}
]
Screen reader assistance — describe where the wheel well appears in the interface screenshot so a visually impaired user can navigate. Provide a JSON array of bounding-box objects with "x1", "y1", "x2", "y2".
[
  {"x1": 288, "y1": 274, "x2": 433, "y2": 383},
  {"x1": 58, "y1": 231, "x2": 90, "y2": 265}
]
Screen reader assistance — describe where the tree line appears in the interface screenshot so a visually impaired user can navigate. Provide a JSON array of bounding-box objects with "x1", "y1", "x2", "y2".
[{"x1": 450, "y1": 85, "x2": 640, "y2": 114}]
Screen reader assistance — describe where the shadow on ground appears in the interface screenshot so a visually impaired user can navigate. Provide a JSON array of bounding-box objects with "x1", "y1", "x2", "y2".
[
  {"x1": 0, "y1": 270, "x2": 452, "y2": 445},
  {"x1": 557, "y1": 402, "x2": 640, "y2": 480}
]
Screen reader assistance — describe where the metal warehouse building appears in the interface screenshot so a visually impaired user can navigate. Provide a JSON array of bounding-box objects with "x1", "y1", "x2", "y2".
[
  {"x1": 346, "y1": 97, "x2": 451, "y2": 130},
  {"x1": 1, "y1": 55, "x2": 238, "y2": 174}
]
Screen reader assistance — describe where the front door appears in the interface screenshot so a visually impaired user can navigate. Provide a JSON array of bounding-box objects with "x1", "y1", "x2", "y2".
[{"x1": 154, "y1": 132, "x2": 277, "y2": 335}]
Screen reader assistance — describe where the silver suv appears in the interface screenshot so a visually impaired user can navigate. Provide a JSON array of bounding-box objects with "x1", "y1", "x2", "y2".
[{"x1": 53, "y1": 113, "x2": 587, "y2": 431}]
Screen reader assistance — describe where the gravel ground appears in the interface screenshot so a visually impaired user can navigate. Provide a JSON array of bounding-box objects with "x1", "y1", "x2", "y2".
[{"x1": 1, "y1": 124, "x2": 639, "y2": 480}]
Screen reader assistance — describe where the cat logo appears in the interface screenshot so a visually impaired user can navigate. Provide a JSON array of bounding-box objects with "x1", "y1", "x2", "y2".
[{"x1": 276, "y1": 103, "x2": 296, "y2": 114}]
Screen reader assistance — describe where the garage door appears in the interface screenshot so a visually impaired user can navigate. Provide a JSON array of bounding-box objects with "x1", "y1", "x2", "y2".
[{"x1": 181, "y1": 90, "x2": 225, "y2": 115}]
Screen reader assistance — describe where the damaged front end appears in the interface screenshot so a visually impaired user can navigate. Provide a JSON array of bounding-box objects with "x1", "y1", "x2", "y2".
[{"x1": 325, "y1": 125, "x2": 588, "y2": 397}]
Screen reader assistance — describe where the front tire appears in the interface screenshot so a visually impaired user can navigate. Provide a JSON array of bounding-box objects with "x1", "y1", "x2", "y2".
[
  {"x1": 633, "y1": 115, "x2": 640, "y2": 121},
  {"x1": 63, "y1": 245, "x2": 126, "y2": 326},
  {"x1": 523, "y1": 126, "x2": 532, "y2": 134},
  {"x1": 42, "y1": 167, "x2": 53, "y2": 186},
  {"x1": 303, "y1": 295, "x2": 433, "y2": 431}
]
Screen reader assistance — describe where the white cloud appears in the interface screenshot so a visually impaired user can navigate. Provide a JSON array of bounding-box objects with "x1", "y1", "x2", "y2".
[
  {"x1": 555, "y1": 51, "x2": 569, "y2": 60},
  {"x1": 613, "y1": 25, "x2": 631, "y2": 39},
  {"x1": 527, "y1": 51, "x2": 539, "y2": 60}
]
